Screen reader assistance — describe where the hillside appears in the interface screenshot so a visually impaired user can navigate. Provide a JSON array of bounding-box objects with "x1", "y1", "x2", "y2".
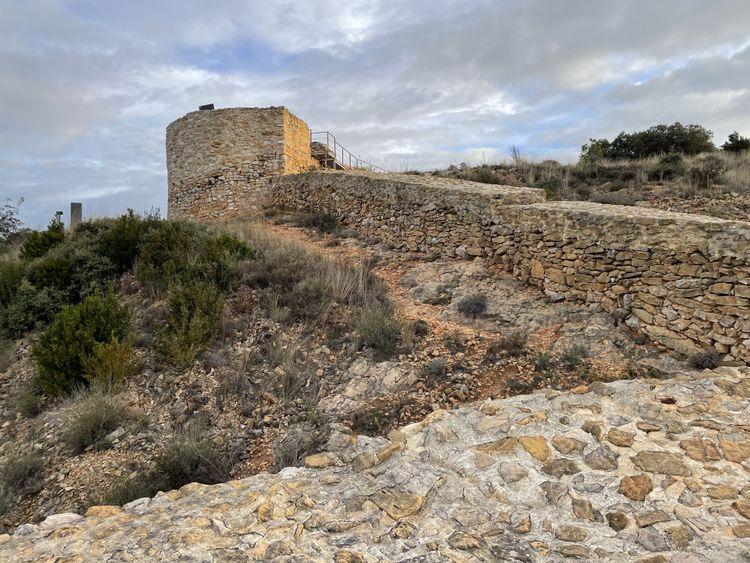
[{"x1": 0, "y1": 198, "x2": 748, "y2": 560}]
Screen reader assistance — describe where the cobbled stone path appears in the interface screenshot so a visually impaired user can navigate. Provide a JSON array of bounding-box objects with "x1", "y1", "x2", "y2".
[{"x1": 1, "y1": 367, "x2": 749, "y2": 562}]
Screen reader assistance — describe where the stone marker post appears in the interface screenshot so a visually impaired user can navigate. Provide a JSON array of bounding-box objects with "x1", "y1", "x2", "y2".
[{"x1": 70, "y1": 202, "x2": 82, "y2": 230}]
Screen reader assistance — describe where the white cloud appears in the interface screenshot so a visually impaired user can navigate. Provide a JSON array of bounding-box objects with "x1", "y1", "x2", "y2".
[{"x1": 1, "y1": 0, "x2": 749, "y2": 226}]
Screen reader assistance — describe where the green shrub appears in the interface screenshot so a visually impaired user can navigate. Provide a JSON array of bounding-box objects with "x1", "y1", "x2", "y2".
[
  {"x1": 497, "y1": 330, "x2": 527, "y2": 357},
  {"x1": 281, "y1": 279, "x2": 331, "y2": 321},
  {"x1": 649, "y1": 153, "x2": 686, "y2": 181},
  {"x1": 355, "y1": 304, "x2": 402, "y2": 360},
  {"x1": 63, "y1": 390, "x2": 129, "y2": 454},
  {"x1": 67, "y1": 248, "x2": 117, "y2": 301},
  {"x1": 14, "y1": 380, "x2": 44, "y2": 418},
  {"x1": 689, "y1": 350, "x2": 723, "y2": 369},
  {"x1": 689, "y1": 155, "x2": 727, "y2": 190},
  {"x1": 560, "y1": 344, "x2": 590, "y2": 371},
  {"x1": 533, "y1": 352, "x2": 555, "y2": 371},
  {"x1": 101, "y1": 477, "x2": 160, "y2": 506},
  {"x1": 0, "y1": 451, "x2": 43, "y2": 497},
  {"x1": 159, "y1": 281, "x2": 224, "y2": 367},
  {"x1": 35, "y1": 292, "x2": 129, "y2": 396},
  {"x1": 137, "y1": 222, "x2": 251, "y2": 295},
  {"x1": 722, "y1": 131, "x2": 750, "y2": 153},
  {"x1": 135, "y1": 222, "x2": 197, "y2": 293},
  {"x1": 456, "y1": 294, "x2": 487, "y2": 318},
  {"x1": 154, "y1": 424, "x2": 232, "y2": 490},
  {"x1": 26, "y1": 255, "x2": 73, "y2": 291},
  {"x1": 0, "y1": 339, "x2": 13, "y2": 373},
  {"x1": 0, "y1": 282, "x2": 66, "y2": 339},
  {"x1": 291, "y1": 211, "x2": 340, "y2": 233},
  {"x1": 83, "y1": 337, "x2": 139, "y2": 388},
  {"x1": 0, "y1": 261, "x2": 24, "y2": 307},
  {"x1": 471, "y1": 167, "x2": 502, "y2": 184},
  {"x1": 20, "y1": 221, "x2": 65, "y2": 261},
  {"x1": 98, "y1": 210, "x2": 162, "y2": 273}
]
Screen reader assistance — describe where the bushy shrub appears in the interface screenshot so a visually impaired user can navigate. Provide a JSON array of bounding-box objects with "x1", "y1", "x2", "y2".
[
  {"x1": 98, "y1": 210, "x2": 162, "y2": 273},
  {"x1": 533, "y1": 352, "x2": 555, "y2": 371},
  {"x1": 0, "y1": 451, "x2": 43, "y2": 497},
  {"x1": 137, "y1": 222, "x2": 251, "y2": 295},
  {"x1": 689, "y1": 350, "x2": 723, "y2": 369},
  {"x1": 471, "y1": 167, "x2": 502, "y2": 185},
  {"x1": 83, "y1": 337, "x2": 139, "y2": 388},
  {"x1": 0, "y1": 261, "x2": 24, "y2": 307},
  {"x1": 0, "y1": 282, "x2": 66, "y2": 339},
  {"x1": 102, "y1": 477, "x2": 159, "y2": 507},
  {"x1": 63, "y1": 390, "x2": 129, "y2": 453},
  {"x1": 355, "y1": 304, "x2": 402, "y2": 360},
  {"x1": 0, "y1": 199, "x2": 23, "y2": 245},
  {"x1": 154, "y1": 424, "x2": 231, "y2": 490},
  {"x1": 281, "y1": 279, "x2": 331, "y2": 321},
  {"x1": 560, "y1": 344, "x2": 590, "y2": 371},
  {"x1": 457, "y1": 294, "x2": 487, "y2": 318},
  {"x1": 689, "y1": 155, "x2": 727, "y2": 190},
  {"x1": 26, "y1": 255, "x2": 73, "y2": 291},
  {"x1": 650, "y1": 153, "x2": 686, "y2": 181},
  {"x1": 497, "y1": 330, "x2": 528, "y2": 357},
  {"x1": 34, "y1": 292, "x2": 129, "y2": 396},
  {"x1": 20, "y1": 221, "x2": 65, "y2": 261},
  {"x1": 580, "y1": 122, "x2": 715, "y2": 161},
  {"x1": 100, "y1": 425, "x2": 230, "y2": 505},
  {"x1": 722, "y1": 131, "x2": 750, "y2": 153},
  {"x1": 0, "y1": 339, "x2": 13, "y2": 373},
  {"x1": 14, "y1": 382, "x2": 44, "y2": 418},
  {"x1": 159, "y1": 281, "x2": 224, "y2": 367},
  {"x1": 291, "y1": 211, "x2": 340, "y2": 233}
]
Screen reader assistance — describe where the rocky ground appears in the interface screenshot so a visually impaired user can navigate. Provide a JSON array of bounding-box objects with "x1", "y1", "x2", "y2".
[
  {"x1": 1, "y1": 365, "x2": 748, "y2": 561},
  {"x1": 0, "y1": 218, "x2": 717, "y2": 548}
]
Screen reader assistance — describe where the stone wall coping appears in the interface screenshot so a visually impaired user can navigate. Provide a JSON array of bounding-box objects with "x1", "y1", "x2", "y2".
[
  {"x1": 527, "y1": 200, "x2": 750, "y2": 231},
  {"x1": 281, "y1": 170, "x2": 546, "y2": 201}
]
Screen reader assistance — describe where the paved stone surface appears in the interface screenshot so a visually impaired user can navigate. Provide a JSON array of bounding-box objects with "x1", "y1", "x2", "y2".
[{"x1": 1, "y1": 367, "x2": 749, "y2": 561}]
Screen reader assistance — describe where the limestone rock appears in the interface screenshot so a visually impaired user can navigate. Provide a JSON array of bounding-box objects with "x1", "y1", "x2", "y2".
[
  {"x1": 618, "y1": 474, "x2": 653, "y2": 501},
  {"x1": 631, "y1": 451, "x2": 691, "y2": 476}
]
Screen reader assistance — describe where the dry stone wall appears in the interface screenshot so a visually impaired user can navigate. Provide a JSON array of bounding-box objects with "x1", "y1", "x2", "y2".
[
  {"x1": 166, "y1": 107, "x2": 315, "y2": 221},
  {"x1": 270, "y1": 171, "x2": 750, "y2": 363},
  {"x1": 270, "y1": 171, "x2": 546, "y2": 257}
]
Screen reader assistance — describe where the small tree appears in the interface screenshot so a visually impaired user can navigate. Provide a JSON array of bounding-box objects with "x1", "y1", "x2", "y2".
[
  {"x1": 722, "y1": 131, "x2": 750, "y2": 153},
  {"x1": 0, "y1": 198, "x2": 23, "y2": 243}
]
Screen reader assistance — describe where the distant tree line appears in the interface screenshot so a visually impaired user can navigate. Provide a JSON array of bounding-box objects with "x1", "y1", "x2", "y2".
[{"x1": 581, "y1": 123, "x2": 749, "y2": 162}]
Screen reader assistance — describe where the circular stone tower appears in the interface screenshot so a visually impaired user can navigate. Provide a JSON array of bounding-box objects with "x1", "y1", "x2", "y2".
[{"x1": 166, "y1": 106, "x2": 315, "y2": 220}]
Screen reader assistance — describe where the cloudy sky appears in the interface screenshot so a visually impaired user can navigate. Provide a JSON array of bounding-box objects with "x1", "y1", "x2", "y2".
[{"x1": 2, "y1": 0, "x2": 750, "y2": 226}]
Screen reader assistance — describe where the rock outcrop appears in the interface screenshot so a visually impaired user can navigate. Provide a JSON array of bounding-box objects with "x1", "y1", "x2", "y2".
[{"x1": 3, "y1": 367, "x2": 748, "y2": 561}]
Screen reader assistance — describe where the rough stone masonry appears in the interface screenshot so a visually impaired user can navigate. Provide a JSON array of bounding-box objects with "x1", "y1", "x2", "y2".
[
  {"x1": 166, "y1": 106, "x2": 316, "y2": 221},
  {"x1": 3, "y1": 366, "x2": 749, "y2": 560},
  {"x1": 165, "y1": 108, "x2": 749, "y2": 363},
  {"x1": 269, "y1": 171, "x2": 750, "y2": 363}
]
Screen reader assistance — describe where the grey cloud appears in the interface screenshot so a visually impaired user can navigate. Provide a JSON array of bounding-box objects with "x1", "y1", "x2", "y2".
[{"x1": 1, "y1": 0, "x2": 749, "y2": 226}]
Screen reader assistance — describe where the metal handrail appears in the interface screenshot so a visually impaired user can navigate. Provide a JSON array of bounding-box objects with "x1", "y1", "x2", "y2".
[{"x1": 310, "y1": 131, "x2": 385, "y2": 172}]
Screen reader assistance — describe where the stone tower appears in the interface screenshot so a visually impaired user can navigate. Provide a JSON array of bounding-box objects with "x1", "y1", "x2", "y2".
[{"x1": 166, "y1": 106, "x2": 316, "y2": 220}]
